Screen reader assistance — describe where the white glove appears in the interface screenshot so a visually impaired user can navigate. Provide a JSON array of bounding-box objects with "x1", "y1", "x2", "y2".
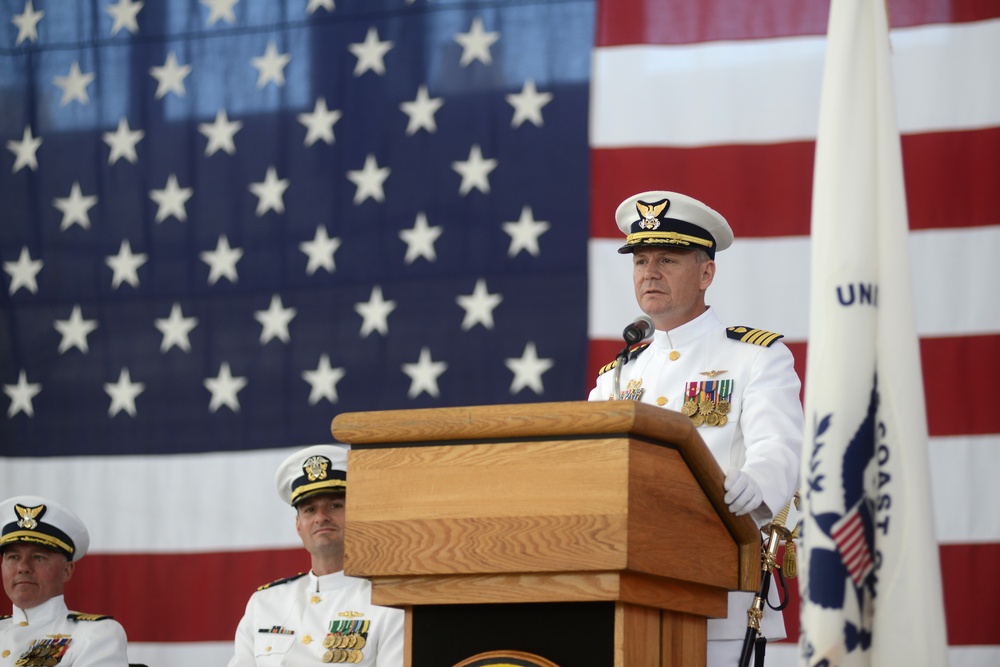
[{"x1": 724, "y1": 469, "x2": 763, "y2": 516}]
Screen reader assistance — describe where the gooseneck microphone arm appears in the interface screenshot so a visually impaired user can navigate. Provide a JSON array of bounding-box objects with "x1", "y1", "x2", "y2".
[{"x1": 612, "y1": 316, "x2": 654, "y2": 400}]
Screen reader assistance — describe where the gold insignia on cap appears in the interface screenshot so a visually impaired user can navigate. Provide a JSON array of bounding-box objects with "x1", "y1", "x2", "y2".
[
  {"x1": 303, "y1": 456, "x2": 329, "y2": 482},
  {"x1": 14, "y1": 504, "x2": 44, "y2": 530},
  {"x1": 636, "y1": 199, "x2": 668, "y2": 230}
]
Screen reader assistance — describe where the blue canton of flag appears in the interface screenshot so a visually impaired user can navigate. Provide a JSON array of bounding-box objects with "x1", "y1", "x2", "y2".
[{"x1": 1, "y1": 0, "x2": 595, "y2": 457}]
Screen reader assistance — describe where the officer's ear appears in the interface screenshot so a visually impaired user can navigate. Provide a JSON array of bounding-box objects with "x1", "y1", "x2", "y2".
[{"x1": 700, "y1": 258, "x2": 716, "y2": 290}]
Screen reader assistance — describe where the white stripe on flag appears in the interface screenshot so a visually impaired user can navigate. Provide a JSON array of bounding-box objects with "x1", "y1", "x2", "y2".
[
  {"x1": 588, "y1": 225, "x2": 1000, "y2": 342},
  {"x1": 591, "y1": 18, "x2": 1000, "y2": 148}
]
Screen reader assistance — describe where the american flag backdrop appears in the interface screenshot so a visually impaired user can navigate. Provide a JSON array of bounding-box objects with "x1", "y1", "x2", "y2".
[
  {"x1": 1, "y1": 0, "x2": 593, "y2": 664},
  {"x1": 0, "y1": 1, "x2": 997, "y2": 666}
]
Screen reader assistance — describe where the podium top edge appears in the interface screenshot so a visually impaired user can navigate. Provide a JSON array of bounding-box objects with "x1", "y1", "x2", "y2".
[{"x1": 330, "y1": 400, "x2": 696, "y2": 447}]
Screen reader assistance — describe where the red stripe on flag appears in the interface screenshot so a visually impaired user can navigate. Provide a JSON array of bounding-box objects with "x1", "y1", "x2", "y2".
[
  {"x1": 903, "y1": 128, "x2": 1000, "y2": 231},
  {"x1": 591, "y1": 127, "x2": 1000, "y2": 239},
  {"x1": 922, "y1": 334, "x2": 1000, "y2": 436},
  {"x1": 781, "y1": 542, "x2": 1000, "y2": 645},
  {"x1": 58, "y1": 549, "x2": 310, "y2": 643},
  {"x1": 587, "y1": 334, "x2": 1000, "y2": 436},
  {"x1": 832, "y1": 512, "x2": 874, "y2": 585},
  {"x1": 590, "y1": 143, "x2": 815, "y2": 240},
  {"x1": 41, "y1": 544, "x2": 999, "y2": 645},
  {"x1": 941, "y1": 542, "x2": 1000, "y2": 645},
  {"x1": 597, "y1": 0, "x2": 1000, "y2": 47}
]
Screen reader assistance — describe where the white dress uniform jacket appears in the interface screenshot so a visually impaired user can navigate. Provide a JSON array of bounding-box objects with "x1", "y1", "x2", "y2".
[
  {"x1": 229, "y1": 570, "x2": 404, "y2": 666},
  {"x1": 0, "y1": 595, "x2": 129, "y2": 666},
  {"x1": 589, "y1": 307, "x2": 803, "y2": 640}
]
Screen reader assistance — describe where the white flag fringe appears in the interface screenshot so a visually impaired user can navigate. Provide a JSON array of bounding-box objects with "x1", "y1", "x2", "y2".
[{"x1": 798, "y1": 1, "x2": 948, "y2": 666}]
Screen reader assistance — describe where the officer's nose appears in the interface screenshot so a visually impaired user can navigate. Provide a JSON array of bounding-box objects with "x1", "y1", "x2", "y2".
[{"x1": 638, "y1": 262, "x2": 660, "y2": 279}]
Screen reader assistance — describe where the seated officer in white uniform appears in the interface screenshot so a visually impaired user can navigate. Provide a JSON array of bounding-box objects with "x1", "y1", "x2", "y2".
[
  {"x1": 589, "y1": 191, "x2": 803, "y2": 665},
  {"x1": 0, "y1": 495, "x2": 130, "y2": 666},
  {"x1": 228, "y1": 445, "x2": 404, "y2": 666}
]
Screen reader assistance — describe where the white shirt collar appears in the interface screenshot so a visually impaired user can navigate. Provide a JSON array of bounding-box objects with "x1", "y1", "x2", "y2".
[
  {"x1": 650, "y1": 306, "x2": 720, "y2": 350},
  {"x1": 12, "y1": 594, "x2": 67, "y2": 625}
]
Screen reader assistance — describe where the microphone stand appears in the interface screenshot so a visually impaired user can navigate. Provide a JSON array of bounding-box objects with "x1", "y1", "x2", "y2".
[
  {"x1": 612, "y1": 317, "x2": 652, "y2": 400},
  {"x1": 611, "y1": 344, "x2": 630, "y2": 400}
]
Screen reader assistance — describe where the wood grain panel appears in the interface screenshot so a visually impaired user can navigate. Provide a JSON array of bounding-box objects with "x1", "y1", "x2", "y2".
[
  {"x1": 626, "y1": 441, "x2": 737, "y2": 590},
  {"x1": 347, "y1": 439, "x2": 629, "y2": 520},
  {"x1": 368, "y1": 572, "x2": 627, "y2": 606},
  {"x1": 347, "y1": 515, "x2": 628, "y2": 575},
  {"x1": 615, "y1": 603, "x2": 661, "y2": 667},
  {"x1": 661, "y1": 610, "x2": 707, "y2": 667},
  {"x1": 618, "y1": 572, "x2": 727, "y2": 619},
  {"x1": 336, "y1": 401, "x2": 761, "y2": 596},
  {"x1": 368, "y1": 571, "x2": 726, "y2": 619}
]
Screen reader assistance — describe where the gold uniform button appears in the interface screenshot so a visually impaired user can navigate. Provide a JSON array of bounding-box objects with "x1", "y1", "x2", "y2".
[
  {"x1": 303, "y1": 635, "x2": 313, "y2": 645},
  {"x1": 669, "y1": 351, "x2": 680, "y2": 361},
  {"x1": 265, "y1": 646, "x2": 272, "y2": 653},
  {"x1": 18, "y1": 622, "x2": 28, "y2": 627},
  {"x1": 656, "y1": 396, "x2": 667, "y2": 406},
  {"x1": 2, "y1": 650, "x2": 10, "y2": 658},
  {"x1": 310, "y1": 595, "x2": 321, "y2": 604}
]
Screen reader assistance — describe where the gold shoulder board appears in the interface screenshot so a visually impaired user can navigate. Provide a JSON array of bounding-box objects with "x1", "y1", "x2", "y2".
[
  {"x1": 68, "y1": 613, "x2": 113, "y2": 622},
  {"x1": 726, "y1": 326, "x2": 784, "y2": 347},
  {"x1": 596, "y1": 342, "x2": 650, "y2": 376},
  {"x1": 257, "y1": 572, "x2": 307, "y2": 591}
]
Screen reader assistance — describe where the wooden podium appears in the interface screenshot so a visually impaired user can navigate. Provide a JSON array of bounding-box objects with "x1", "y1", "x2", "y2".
[{"x1": 331, "y1": 401, "x2": 761, "y2": 667}]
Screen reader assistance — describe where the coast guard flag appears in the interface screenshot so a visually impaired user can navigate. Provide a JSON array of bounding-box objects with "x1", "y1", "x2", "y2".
[{"x1": 798, "y1": 0, "x2": 947, "y2": 665}]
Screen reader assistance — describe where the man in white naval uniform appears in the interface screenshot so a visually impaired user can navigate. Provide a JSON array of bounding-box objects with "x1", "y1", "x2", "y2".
[
  {"x1": 228, "y1": 445, "x2": 404, "y2": 666},
  {"x1": 589, "y1": 191, "x2": 803, "y2": 666},
  {"x1": 0, "y1": 495, "x2": 130, "y2": 666}
]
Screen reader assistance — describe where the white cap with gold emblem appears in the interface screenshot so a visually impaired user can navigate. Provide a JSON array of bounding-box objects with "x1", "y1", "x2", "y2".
[
  {"x1": 615, "y1": 190, "x2": 734, "y2": 259},
  {"x1": 275, "y1": 445, "x2": 348, "y2": 507},
  {"x1": 0, "y1": 495, "x2": 90, "y2": 562}
]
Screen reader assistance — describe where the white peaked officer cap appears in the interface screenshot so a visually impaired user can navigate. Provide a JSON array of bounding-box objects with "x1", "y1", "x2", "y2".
[
  {"x1": 615, "y1": 190, "x2": 734, "y2": 259},
  {"x1": 0, "y1": 495, "x2": 90, "y2": 562},
  {"x1": 275, "y1": 445, "x2": 349, "y2": 507}
]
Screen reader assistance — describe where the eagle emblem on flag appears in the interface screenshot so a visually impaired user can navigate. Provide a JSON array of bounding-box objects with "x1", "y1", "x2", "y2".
[{"x1": 804, "y1": 378, "x2": 881, "y2": 659}]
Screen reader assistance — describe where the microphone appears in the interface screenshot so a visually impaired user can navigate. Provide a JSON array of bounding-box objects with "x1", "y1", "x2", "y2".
[{"x1": 622, "y1": 315, "x2": 654, "y2": 346}]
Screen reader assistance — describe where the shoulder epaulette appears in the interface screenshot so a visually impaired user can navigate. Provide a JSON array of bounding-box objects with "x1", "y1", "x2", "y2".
[
  {"x1": 68, "y1": 613, "x2": 113, "y2": 622},
  {"x1": 597, "y1": 342, "x2": 650, "y2": 376},
  {"x1": 726, "y1": 326, "x2": 784, "y2": 347},
  {"x1": 256, "y1": 572, "x2": 307, "y2": 592}
]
